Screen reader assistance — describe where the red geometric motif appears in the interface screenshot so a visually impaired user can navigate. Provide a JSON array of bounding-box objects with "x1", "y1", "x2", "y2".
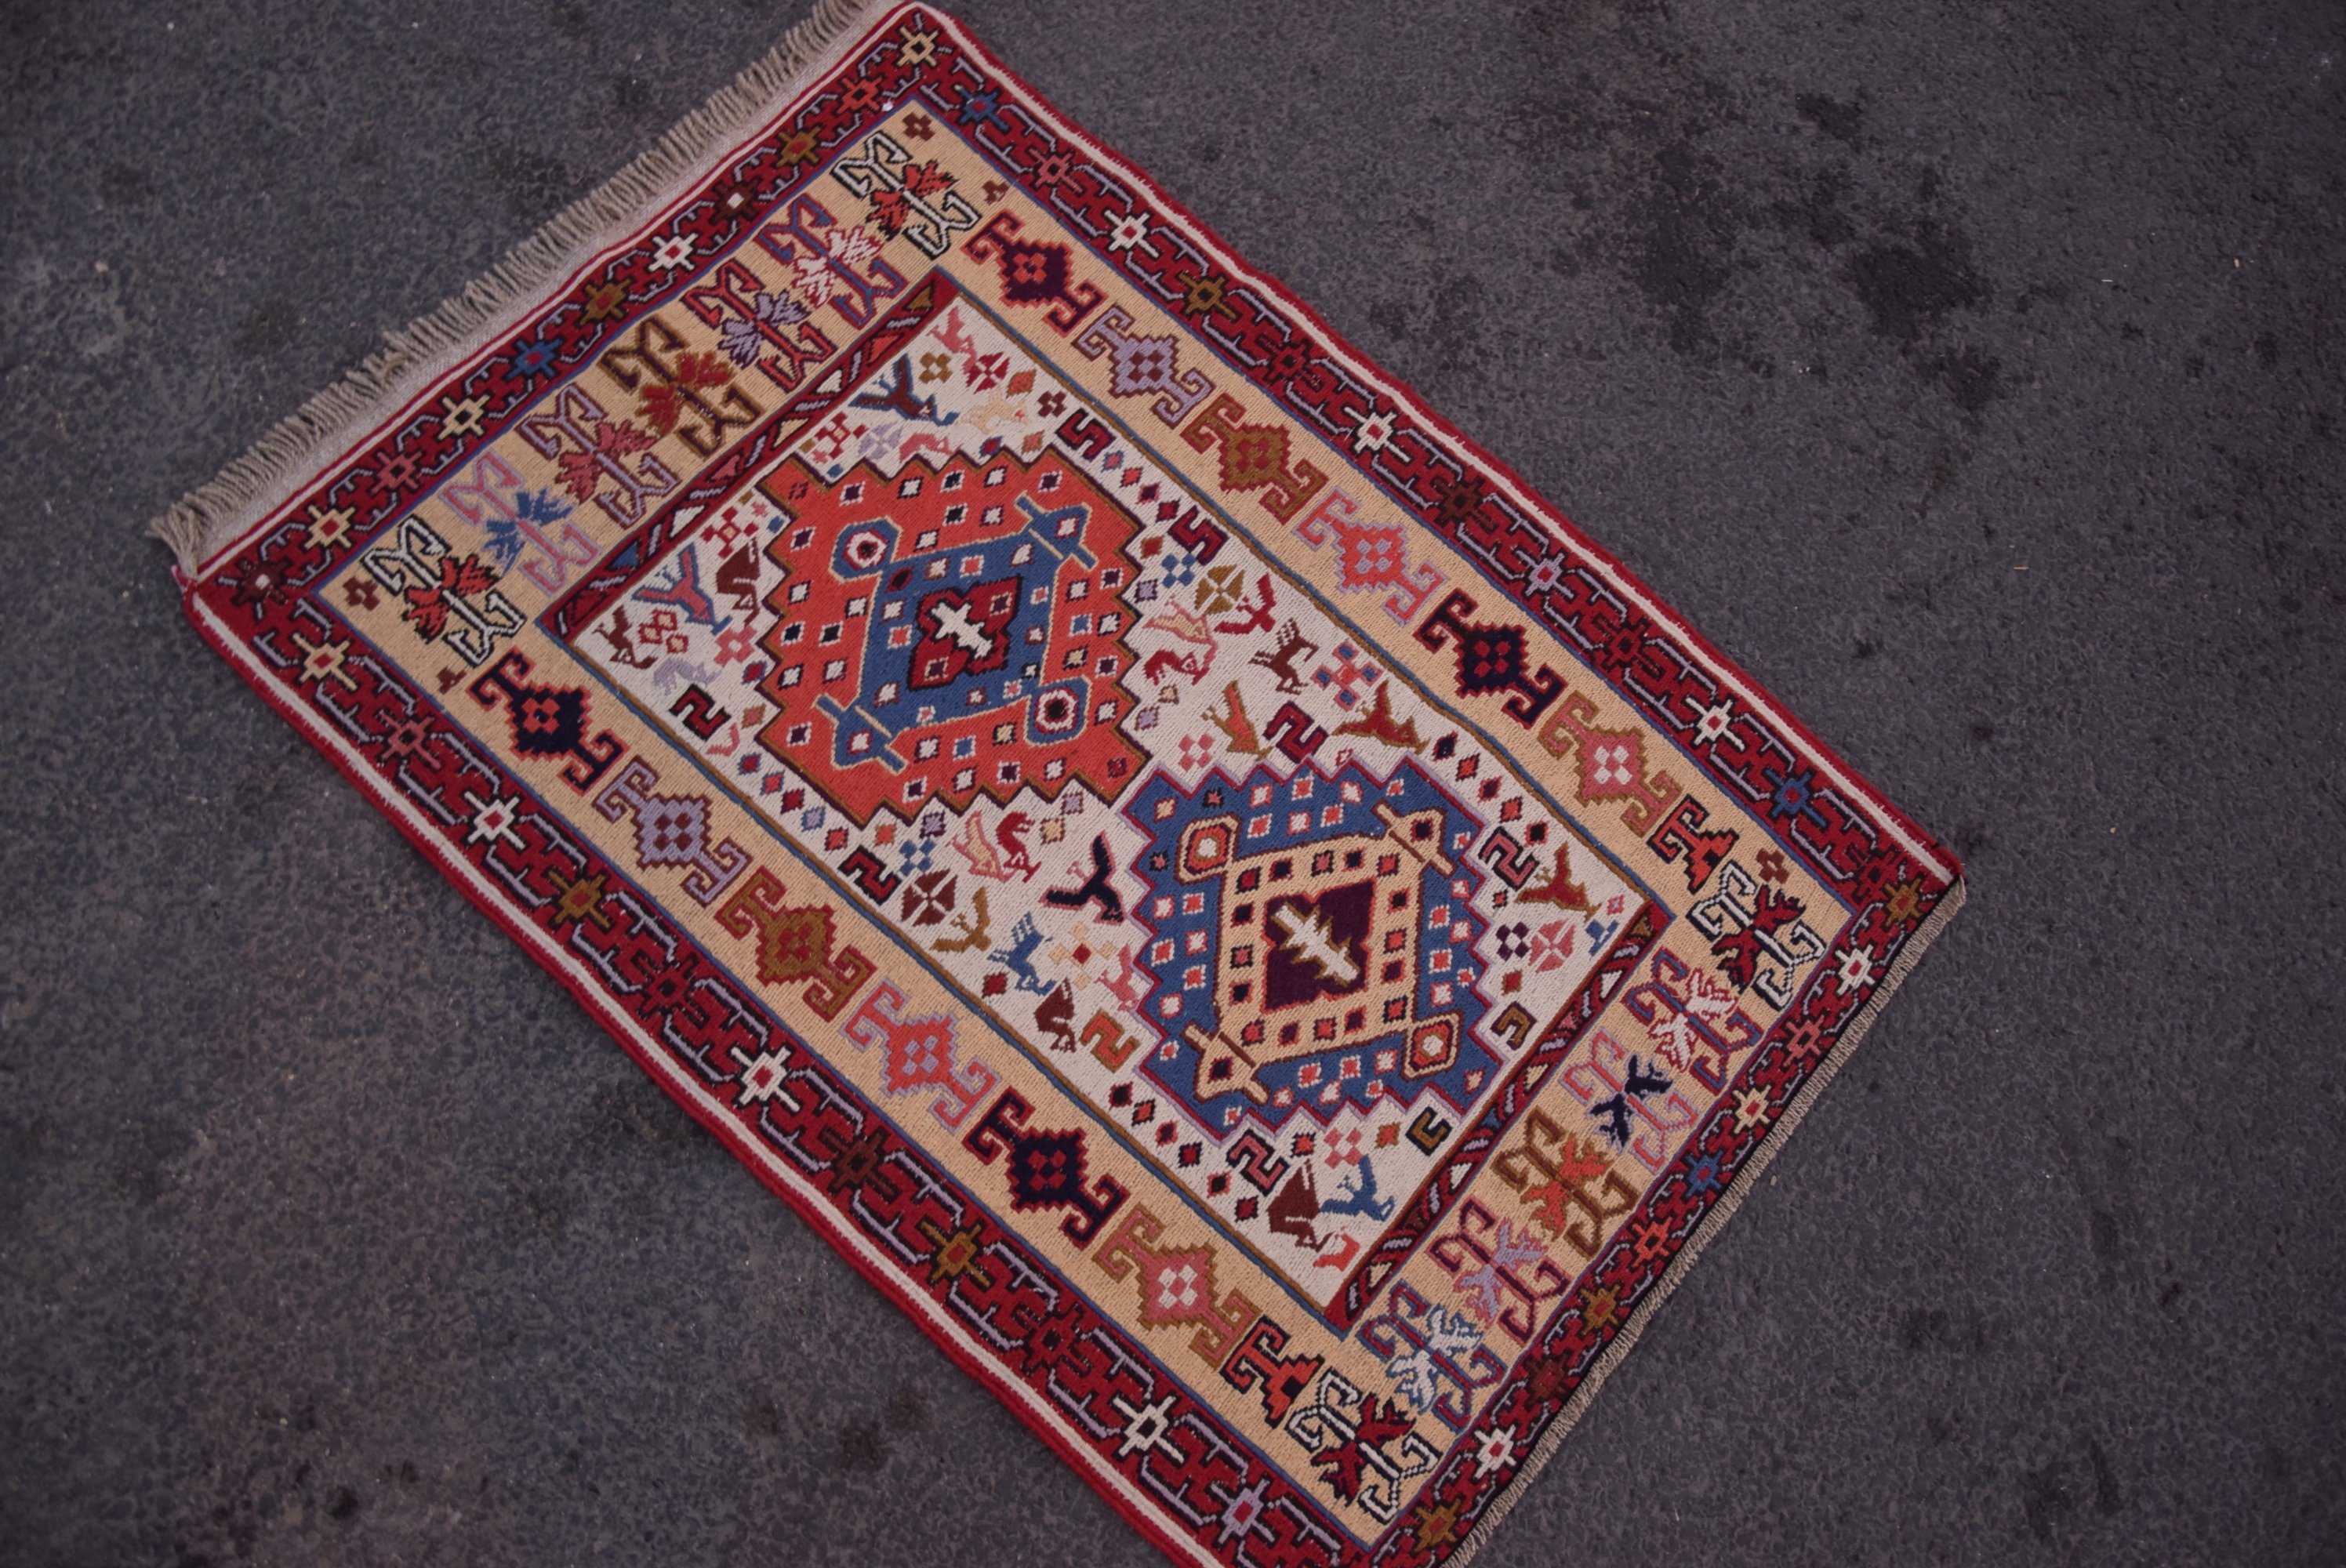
[
  {"x1": 750, "y1": 448, "x2": 1146, "y2": 825},
  {"x1": 1292, "y1": 486, "x2": 1447, "y2": 622},
  {"x1": 839, "y1": 978, "x2": 997, "y2": 1127},
  {"x1": 1094, "y1": 1204, "x2": 1260, "y2": 1365},
  {"x1": 1535, "y1": 686, "x2": 1682, "y2": 834}
]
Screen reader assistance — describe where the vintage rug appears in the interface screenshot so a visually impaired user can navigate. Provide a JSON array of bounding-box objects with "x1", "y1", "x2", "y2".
[{"x1": 155, "y1": 4, "x2": 1963, "y2": 1562}]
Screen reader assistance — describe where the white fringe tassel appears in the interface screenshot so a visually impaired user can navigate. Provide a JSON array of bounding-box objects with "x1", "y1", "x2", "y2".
[{"x1": 147, "y1": 0, "x2": 902, "y2": 577}]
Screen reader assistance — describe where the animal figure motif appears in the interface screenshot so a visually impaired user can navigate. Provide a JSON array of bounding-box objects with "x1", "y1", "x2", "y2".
[
  {"x1": 1034, "y1": 984, "x2": 1077, "y2": 1051},
  {"x1": 1643, "y1": 967, "x2": 1738, "y2": 1071},
  {"x1": 1142, "y1": 647, "x2": 1211, "y2": 687},
  {"x1": 896, "y1": 431, "x2": 956, "y2": 463},
  {"x1": 988, "y1": 913, "x2": 1051, "y2": 995},
  {"x1": 1517, "y1": 848, "x2": 1592, "y2": 912},
  {"x1": 961, "y1": 394, "x2": 1026, "y2": 434},
  {"x1": 1267, "y1": 1167, "x2": 1321, "y2": 1248},
  {"x1": 1320, "y1": 1156, "x2": 1395, "y2": 1221},
  {"x1": 1250, "y1": 620, "x2": 1319, "y2": 695},
  {"x1": 995, "y1": 811, "x2": 1041, "y2": 880},
  {"x1": 1312, "y1": 1235, "x2": 1361, "y2": 1271},
  {"x1": 1099, "y1": 944, "x2": 1145, "y2": 1010},
  {"x1": 929, "y1": 887, "x2": 993, "y2": 953},
  {"x1": 1333, "y1": 681, "x2": 1425, "y2": 753},
  {"x1": 1205, "y1": 681, "x2": 1266, "y2": 755},
  {"x1": 1142, "y1": 605, "x2": 1218, "y2": 652},
  {"x1": 1041, "y1": 834, "x2": 1124, "y2": 923},
  {"x1": 650, "y1": 655, "x2": 718, "y2": 695},
  {"x1": 849, "y1": 354, "x2": 957, "y2": 426},
  {"x1": 949, "y1": 808, "x2": 1039, "y2": 881},
  {"x1": 596, "y1": 605, "x2": 658, "y2": 670},
  {"x1": 713, "y1": 544, "x2": 760, "y2": 615},
  {"x1": 932, "y1": 305, "x2": 979, "y2": 364}
]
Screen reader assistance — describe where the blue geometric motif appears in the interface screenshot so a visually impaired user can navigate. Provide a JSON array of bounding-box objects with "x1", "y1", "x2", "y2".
[
  {"x1": 814, "y1": 492, "x2": 1098, "y2": 772},
  {"x1": 1121, "y1": 756, "x2": 1498, "y2": 1134}
]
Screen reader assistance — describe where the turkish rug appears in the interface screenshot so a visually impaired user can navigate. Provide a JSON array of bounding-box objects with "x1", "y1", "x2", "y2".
[{"x1": 155, "y1": 4, "x2": 1964, "y2": 1563}]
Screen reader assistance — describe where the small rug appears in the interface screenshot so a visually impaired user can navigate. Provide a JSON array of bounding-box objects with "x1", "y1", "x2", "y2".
[{"x1": 156, "y1": 5, "x2": 1963, "y2": 1563}]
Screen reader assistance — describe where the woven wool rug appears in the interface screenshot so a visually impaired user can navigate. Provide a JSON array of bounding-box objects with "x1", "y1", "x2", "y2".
[{"x1": 156, "y1": 5, "x2": 1963, "y2": 1562}]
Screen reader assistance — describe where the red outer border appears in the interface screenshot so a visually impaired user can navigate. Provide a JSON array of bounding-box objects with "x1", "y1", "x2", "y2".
[{"x1": 172, "y1": 6, "x2": 1964, "y2": 1564}]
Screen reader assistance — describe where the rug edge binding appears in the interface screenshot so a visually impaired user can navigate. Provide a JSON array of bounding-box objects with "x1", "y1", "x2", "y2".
[
  {"x1": 151, "y1": 6, "x2": 1978, "y2": 1553},
  {"x1": 144, "y1": 0, "x2": 910, "y2": 577},
  {"x1": 1444, "y1": 875, "x2": 1969, "y2": 1568}
]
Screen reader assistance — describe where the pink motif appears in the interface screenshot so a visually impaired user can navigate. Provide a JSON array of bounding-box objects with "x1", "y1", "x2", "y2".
[
  {"x1": 839, "y1": 981, "x2": 997, "y2": 1127},
  {"x1": 1292, "y1": 488, "x2": 1447, "y2": 621}
]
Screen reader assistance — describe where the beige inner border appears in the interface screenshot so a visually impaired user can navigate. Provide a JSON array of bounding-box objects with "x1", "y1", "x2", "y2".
[{"x1": 147, "y1": 3, "x2": 1973, "y2": 1560}]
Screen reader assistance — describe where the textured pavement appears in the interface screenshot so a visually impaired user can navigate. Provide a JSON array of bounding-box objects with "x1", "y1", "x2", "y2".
[{"x1": 3, "y1": 2, "x2": 2342, "y2": 1563}]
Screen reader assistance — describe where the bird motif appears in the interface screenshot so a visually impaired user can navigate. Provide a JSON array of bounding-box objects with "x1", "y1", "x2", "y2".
[
  {"x1": 1041, "y1": 833, "x2": 1125, "y2": 923},
  {"x1": 1033, "y1": 984, "x2": 1077, "y2": 1051},
  {"x1": 1099, "y1": 944, "x2": 1145, "y2": 1011},
  {"x1": 1211, "y1": 571, "x2": 1278, "y2": 635},
  {"x1": 1140, "y1": 647, "x2": 1210, "y2": 687},
  {"x1": 1142, "y1": 605, "x2": 1218, "y2": 650},
  {"x1": 848, "y1": 354, "x2": 957, "y2": 426},
  {"x1": 987, "y1": 913, "x2": 1051, "y2": 995},
  {"x1": 1320, "y1": 1156, "x2": 1394, "y2": 1221},
  {"x1": 994, "y1": 811, "x2": 1040, "y2": 880},
  {"x1": 1205, "y1": 681, "x2": 1266, "y2": 755},
  {"x1": 948, "y1": 808, "x2": 1038, "y2": 882},
  {"x1": 595, "y1": 604, "x2": 659, "y2": 670},
  {"x1": 1516, "y1": 846, "x2": 1592, "y2": 912}
]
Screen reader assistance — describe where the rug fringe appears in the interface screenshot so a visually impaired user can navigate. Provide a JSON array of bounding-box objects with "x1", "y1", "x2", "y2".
[
  {"x1": 146, "y1": 0, "x2": 906, "y2": 577},
  {"x1": 1441, "y1": 877, "x2": 1968, "y2": 1568}
]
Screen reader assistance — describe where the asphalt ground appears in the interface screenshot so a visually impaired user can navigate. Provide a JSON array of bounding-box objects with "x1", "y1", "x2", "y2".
[{"x1": 2, "y1": 2, "x2": 2341, "y2": 1563}]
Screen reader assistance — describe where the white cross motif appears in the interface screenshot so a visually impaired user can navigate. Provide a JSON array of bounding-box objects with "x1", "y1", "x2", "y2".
[
  {"x1": 1152, "y1": 1258, "x2": 1204, "y2": 1312},
  {"x1": 928, "y1": 597, "x2": 996, "y2": 659},
  {"x1": 1588, "y1": 738, "x2": 1637, "y2": 789},
  {"x1": 1270, "y1": 902, "x2": 1362, "y2": 986}
]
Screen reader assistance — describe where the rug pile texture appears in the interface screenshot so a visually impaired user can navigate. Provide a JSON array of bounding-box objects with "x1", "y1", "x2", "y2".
[{"x1": 159, "y1": 5, "x2": 1963, "y2": 1562}]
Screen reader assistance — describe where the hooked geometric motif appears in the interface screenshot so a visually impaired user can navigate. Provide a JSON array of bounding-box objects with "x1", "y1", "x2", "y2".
[
  {"x1": 750, "y1": 447, "x2": 1145, "y2": 825},
  {"x1": 1122, "y1": 755, "x2": 1501, "y2": 1131}
]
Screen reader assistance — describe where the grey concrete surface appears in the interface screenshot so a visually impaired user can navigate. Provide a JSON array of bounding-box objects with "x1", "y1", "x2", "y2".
[{"x1": 3, "y1": 1, "x2": 2341, "y2": 1563}]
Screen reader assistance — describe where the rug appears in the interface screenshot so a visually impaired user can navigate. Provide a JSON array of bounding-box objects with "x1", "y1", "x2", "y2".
[{"x1": 154, "y1": 5, "x2": 1964, "y2": 1562}]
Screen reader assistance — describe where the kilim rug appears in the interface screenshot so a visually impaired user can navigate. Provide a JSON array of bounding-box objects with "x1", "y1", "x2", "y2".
[{"x1": 154, "y1": 4, "x2": 1964, "y2": 1563}]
